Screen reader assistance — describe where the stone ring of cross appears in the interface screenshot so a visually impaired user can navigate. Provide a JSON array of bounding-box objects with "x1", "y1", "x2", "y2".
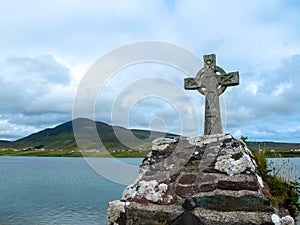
[
  {"x1": 185, "y1": 54, "x2": 239, "y2": 96},
  {"x1": 196, "y1": 58, "x2": 227, "y2": 96}
]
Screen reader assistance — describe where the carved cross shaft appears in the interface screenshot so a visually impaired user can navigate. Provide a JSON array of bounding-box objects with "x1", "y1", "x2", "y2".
[{"x1": 184, "y1": 54, "x2": 239, "y2": 135}]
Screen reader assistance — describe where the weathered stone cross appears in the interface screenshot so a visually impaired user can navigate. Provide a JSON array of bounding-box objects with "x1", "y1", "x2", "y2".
[{"x1": 184, "y1": 54, "x2": 239, "y2": 135}]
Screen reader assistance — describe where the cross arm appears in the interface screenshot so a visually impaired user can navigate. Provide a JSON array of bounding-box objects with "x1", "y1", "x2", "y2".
[
  {"x1": 218, "y1": 71, "x2": 239, "y2": 86},
  {"x1": 184, "y1": 77, "x2": 201, "y2": 90}
]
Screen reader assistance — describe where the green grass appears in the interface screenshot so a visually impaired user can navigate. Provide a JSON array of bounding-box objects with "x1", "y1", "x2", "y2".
[
  {"x1": 111, "y1": 150, "x2": 148, "y2": 158},
  {"x1": 253, "y1": 150, "x2": 300, "y2": 219},
  {"x1": 0, "y1": 148, "x2": 149, "y2": 158},
  {"x1": 264, "y1": 150, "x2": 300, "y2": 158},
  {"x1": 3, "y1": 147, "x2": 300, "y2": 158}
]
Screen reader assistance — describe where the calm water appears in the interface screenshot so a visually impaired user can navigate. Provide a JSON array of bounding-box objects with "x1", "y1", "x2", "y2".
[
  {"x1": 1, "y1": 157, "x2": 300, "y2": 225},
  {"x1": 0, "y1": 156, "x2": 142, "y2": 225}
]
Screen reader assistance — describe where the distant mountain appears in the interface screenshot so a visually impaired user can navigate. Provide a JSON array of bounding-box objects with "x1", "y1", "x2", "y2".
[
  {"x1": 1, "y1": 118, "x2": 300, "y2": 153},
  {"x1": 0, "y1": 140, "x2": 13, "y2": 148},
  {"x1": 0, "y1": 118, "x2": 175, "y2": 151}
]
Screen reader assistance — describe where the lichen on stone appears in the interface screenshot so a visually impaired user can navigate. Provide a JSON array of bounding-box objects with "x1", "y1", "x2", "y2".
[
  {"x1": 152, "y1": 144, "x2": 170, "y2": 151},
  {"x1": 187, "y1": 136, "x2": 205, "y2": 146},
  {"x1": 137, "y1": 180, "x2": 172, "y2": 202},
  {"x1": 152, "y1": 137, "x2": 177, "y2": 146},
  {"x1": 110, "y1": 134, "x2": 280, "y2": 224},
  {"x1": 187, "y1": 135, "x2": 222, "y2": 146},
  {"x1": 107, "y1": 200, "x2": 125, "y2": 225},
  {"x1": 123, "y1": 179, "x2": 174, "y2": 204},
  {"x1": 215, "y1": 152, "x2": 256, "y2": 176},
  {"x1": 272, "y1": 214, "x2": 295, "y2": 225},
  {"x1": 152, "y1": 137, "x2": 177, "y2": 151},
  {"x1": 122, "y1": 184, "x2": 137, "y2": 201}
]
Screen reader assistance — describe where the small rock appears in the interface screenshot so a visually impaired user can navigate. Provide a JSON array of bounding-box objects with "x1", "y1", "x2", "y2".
[
  {"x1": 187, "y1": 136, "x2": 205, "y2": 146},
  {"x1": 217, "y1": 179, "x2": 259, "y2": 191},
  {"x1": 152, "y1": 137, "x2": 177, "y2": 146},
  {"x1": 107, "y1": 200, "x2": 126, "y2": 225},
  {"x1": 152, "y1": 144, "x2": 170, "y2": 151},
  {"x1": 152, "y1": 137, "x2": 177, "y2": 151},
  {"x1": 130, "y1": 180, "x2": 176, "y2": 204},
  {"x1": 175, "y1": 185, "x2": 199, "y2": 198},
  {"x1": 280, "y1": 215, "x2": 295, "y2": 225},
  {"x1": 122, "y1": 184, "x2": 137, "y2": 200},
  {"x1": 272, "y1": 214, "x2": 295, "y2": 225},
  {"x1": 199, "y1": 174, "x2": 217, "y2": 183},
  {"x1": 215, "y1": 153, "x2": 255, "y2": 176},
  {"x1": 272, "y1": 214, "x2": 281, "y2": 225},
  {"x1": 178, "y1": 174, "x2": 197, "y2": 184},
  {"x1": 199, "y1": 183, "x2": 217, "y2": 192}
]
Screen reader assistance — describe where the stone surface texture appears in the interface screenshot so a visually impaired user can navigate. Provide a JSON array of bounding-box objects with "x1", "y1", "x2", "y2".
[
  {"x1": 272, "y1": 214, "x2": 295, "y2": 225},
  {"x1": 108, "y1": 134, "x2": 292, "y2": 224},
  {"x1": 108, "y1": 200, "x2": 126, "y2": 225},
  {"x1": 184, "y1": 54, "x2": 239, "y2": 135}
]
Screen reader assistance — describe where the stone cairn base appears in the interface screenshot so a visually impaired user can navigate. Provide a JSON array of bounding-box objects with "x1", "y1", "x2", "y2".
[{"x1": 108, "y1": 134, "x2": 293, "y2": 225}]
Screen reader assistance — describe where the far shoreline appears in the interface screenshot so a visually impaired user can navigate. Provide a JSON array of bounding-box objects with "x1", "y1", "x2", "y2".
[{"x1": 1, "y1": 150, "x2": 300, "y2": 158}]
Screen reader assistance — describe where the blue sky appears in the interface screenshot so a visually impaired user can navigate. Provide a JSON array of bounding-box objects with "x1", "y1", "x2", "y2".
[{"x1": 0, "y1": 0, "x2": 300, "y2": 142}]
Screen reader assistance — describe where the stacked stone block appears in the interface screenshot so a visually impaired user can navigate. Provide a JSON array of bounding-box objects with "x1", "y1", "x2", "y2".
[{"x1": 108, "y1": 134, "x2": 291, "y2": 225}]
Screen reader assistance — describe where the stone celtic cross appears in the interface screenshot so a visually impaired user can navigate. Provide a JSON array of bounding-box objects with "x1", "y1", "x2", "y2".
[{"x1": 184, "y1": 54, "x2": 239, "y2": 135}]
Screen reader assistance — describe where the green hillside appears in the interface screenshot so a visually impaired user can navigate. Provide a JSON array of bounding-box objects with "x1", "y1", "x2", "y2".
[
  {"x1": 246, "y1": 141, "x2": 300, "y2": 157},
  {"x1": 246, "y1": 141, "x2": 300, "y2": 151},
  {"x1": 0, "y1": 118, "x2": 174, "y2": 157},
  {"x1": 0, "y1": 140, "x2": 12, "y2": 148},
  {"x1": 0, "y1": 119, "x2": 299, "y2": 157}
]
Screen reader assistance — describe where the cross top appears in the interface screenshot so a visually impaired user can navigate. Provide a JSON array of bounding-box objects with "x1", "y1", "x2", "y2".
[{"x1": 184, "y1": 54, "x2": 239, "y2": 135}]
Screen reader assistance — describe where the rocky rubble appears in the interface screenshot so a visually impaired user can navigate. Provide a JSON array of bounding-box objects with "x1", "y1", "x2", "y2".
[{"x1": 108, "y1": 134, "x2": 294, "y2": 225}]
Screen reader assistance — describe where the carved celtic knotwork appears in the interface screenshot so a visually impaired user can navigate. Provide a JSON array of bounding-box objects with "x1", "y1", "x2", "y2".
[{"x1": 184, "y1": 54, "x2": 239, "y2": 135}]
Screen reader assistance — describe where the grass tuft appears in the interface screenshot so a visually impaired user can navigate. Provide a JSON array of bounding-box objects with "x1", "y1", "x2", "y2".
[{"x1": 253, "y1": 150, "x2": 300, "y2": 219}]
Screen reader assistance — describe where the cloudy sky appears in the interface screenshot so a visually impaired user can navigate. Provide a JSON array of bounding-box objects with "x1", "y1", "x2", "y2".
[{"x1": 1, "y1": 0, "x2": 300, "y2": 142}]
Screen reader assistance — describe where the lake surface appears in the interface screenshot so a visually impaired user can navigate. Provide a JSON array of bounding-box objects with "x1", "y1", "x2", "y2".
[
  {"x1": 0, "y1": 157, "x2": 299, "y2": 225},
  {"x1": 0, "y1": 156, "x2": 142, "y2": 225}
]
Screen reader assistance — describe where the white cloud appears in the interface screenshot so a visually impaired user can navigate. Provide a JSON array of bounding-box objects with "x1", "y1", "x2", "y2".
[
  {"x1": 273, "y1": 83, "x2": 293, "y2": 96},
  {"x1": 223, "y1": 54, "x2": 300, "y2": 141},
  {"x1": 0, "y1": 0, "x2": 300, "y2": 142},
  {"x1": 246, "y1": 82, "x2": 260, "y2": 95},
  {"x1": 0, "y1": 54, "x2": 76, "y2": 139},
  {"x1": 0, "y1": 119, "x2": 36, "y2": 140},
  {"x1": 0, "y1": 54, "x2": 72, "y2": 112}
]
